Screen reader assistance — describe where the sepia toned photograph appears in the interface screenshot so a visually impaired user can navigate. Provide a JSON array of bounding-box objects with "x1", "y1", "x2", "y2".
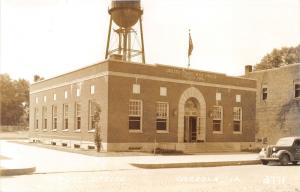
[{"x1": 0, "y1": 0, "x2": 300, "y2": 191}]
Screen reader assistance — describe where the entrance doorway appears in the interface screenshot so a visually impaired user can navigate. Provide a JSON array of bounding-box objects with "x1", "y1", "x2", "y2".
[
  {"x1": 178, "y1": 87, "x2": 207, "y2": 143},
  {"x1": 183, "y1": 98, "x2": 200, "y2": 143},
  {"x1": 184, "y1": 116, "x2": 198, "y2": 142}
]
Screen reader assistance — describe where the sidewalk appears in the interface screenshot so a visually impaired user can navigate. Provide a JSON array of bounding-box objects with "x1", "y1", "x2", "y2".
[
  {"x1": 131, "y1": 153, "x2": 260, "y2": 169},
  {"x1": 0, "y1": 141, "x2": 261, "y2": 176}
]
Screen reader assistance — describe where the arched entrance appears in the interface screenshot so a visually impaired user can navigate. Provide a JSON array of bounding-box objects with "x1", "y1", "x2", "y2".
[{"x1": 178, "y1": 87, "x2": 206, "y2": 143}]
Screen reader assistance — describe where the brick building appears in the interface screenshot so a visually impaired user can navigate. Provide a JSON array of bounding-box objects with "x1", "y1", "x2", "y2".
[
  {"x1": 245, "y1": 63, "x2": 300, "y2": 144},
  {"x1": 30, "y1": 60, "x2": 257, "y2": 152}
]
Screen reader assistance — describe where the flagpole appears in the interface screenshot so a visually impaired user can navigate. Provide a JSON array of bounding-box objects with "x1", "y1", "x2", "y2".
[
  {"x1": 188, "y1": 29, "x2": 190, "y2": 68},
  {"x1": 188, "y1": 29, "x2": 193, "y2": 69}
]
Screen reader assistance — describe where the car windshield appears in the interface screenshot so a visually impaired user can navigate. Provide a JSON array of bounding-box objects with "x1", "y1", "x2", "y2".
[{"x1": 276, "y1": 138, "x2": 294, "y2": 146}]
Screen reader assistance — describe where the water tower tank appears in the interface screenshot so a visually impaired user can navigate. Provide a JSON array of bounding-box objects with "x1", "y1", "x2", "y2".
[{"x1": 109, "y1": 0, "x2": 143, "y2": 28}]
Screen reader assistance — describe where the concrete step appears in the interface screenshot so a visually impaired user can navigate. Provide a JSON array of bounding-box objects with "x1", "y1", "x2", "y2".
[{"x1": 183, "y1": 143, "x2": 241, "y2": 153}]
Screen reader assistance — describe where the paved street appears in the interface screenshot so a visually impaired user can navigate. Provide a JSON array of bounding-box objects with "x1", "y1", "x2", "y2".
[{"x1": 1, "y1": 141, "x2": 300, "y2": 192}]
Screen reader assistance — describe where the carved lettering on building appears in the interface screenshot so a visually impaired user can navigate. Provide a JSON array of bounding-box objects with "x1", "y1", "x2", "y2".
[{"x1": 166, "y1": 68, "x2": 217, "y2": 82}]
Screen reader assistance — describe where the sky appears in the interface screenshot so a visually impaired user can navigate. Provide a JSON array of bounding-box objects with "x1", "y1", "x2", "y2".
[{"x1": 1, "y1": 0, "x2": 300, "y2": 82}]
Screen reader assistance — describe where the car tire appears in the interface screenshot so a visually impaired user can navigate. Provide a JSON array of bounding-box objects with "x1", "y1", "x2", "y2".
[
  {"x1": 292, "y1": 161, "x2": 298, "y2": 165},
  {"x1": 261, "y1": 160, "x2": 269, "y2": 165},
  {"x1": 279, "y1": 154, "x2": 290, "y2": 166}
]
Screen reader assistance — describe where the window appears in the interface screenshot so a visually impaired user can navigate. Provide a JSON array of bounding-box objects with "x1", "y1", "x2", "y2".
[
  {"x1": 63, "y1": 104, "x2": 69, "y2": 130},
  {"x1": 133, "y1": 84, "x2": 140, "y2": 94},
  {"x1": 53, "y1": 93, "x2": 57, "y2": 101},
  {"x1": 295, "y1": 84, "x2": 300, "y2": 98},
  {"x1": 42, "y1": 106, "x2": 47, "y2": 130},
  {"x1": 88, "y1": 100, "x2": 96, "y2": 130},
  {"x1": 156, "y1": 102, "x2": 169, "y2": 132},
  {"x1": 76, "y1": 88, "x2": 81, "y2": 97},
  {"x1": 90, "y1": 85, "x2": 95, "y2": 95},
  {"x1": 262, "y1": 87, "x2": 268, "y2": 100},
  {"x1": 236, "y1": 95, "x2": 241, "y2": 103},
  {"x1": 52, "y1": 105, "x2": 57, "y2": 130},
  {"x1": 34, "y1": 108, "x2": 39, "y2": 129},
  {"x1": 294, "y1": 140, "x2": 300, "y2": 147},
  {"x1": 43, "y1": 96, "x2": 47, "y2": 103},
  {"x1": 128, "y1": 100, "x2": 142, "y2": 131},
  {"x1": 35, "y1": 97, "x2": 39, "y2": 104},
  {"x1": 233, "y1": 107, "x2": 242, "y2": 133},
  {"x1": 216, "y1": 92, "x2": 221, "y2": 101},
  {"x1": 64, "y1": 91, "x2": 68, "y2": 99},
  {"x1": 160, "y1": 87, "x2": 167, "y2": 96},
  {"x1": 75, "y1": 103, "x2": 81, "y2": 130},
  {"x1": 212, "y1": 106, "x2": 223, "y2": 133}
]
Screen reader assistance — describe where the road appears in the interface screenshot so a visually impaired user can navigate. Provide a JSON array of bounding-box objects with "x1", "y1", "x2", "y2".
[{"x1": 1, "y1": 141, "x2": 300, "y2": 192}]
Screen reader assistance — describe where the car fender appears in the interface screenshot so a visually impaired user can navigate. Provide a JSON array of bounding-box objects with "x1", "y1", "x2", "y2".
[{"x1": 276, "y1": 150, "x2": 294, "y2": 161}]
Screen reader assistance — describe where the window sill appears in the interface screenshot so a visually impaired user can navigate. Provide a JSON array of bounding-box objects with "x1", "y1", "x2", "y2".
[
  {"x1": 213, "y1": 131, "x2": 223, "y2": 135},
  {"x1": 156, "y1": 130, "x2": 169, "y2": 134},
  {"x1": 294, "y1": 97, "x2": 300, "y2": 100},
  {"x1": 88, "y1": 130, "x2": 95, "y2": 133},
  {"x1": 233, "y1": 132, "x2": 242, "y2": 135},
  {"x1": 75, "y1": 129, "x2": 81, "y2": 133},
  {"x1": 43, "y1": 129, "x2": 47, "y2": 132},
  {"x1": 62, "y1": 129, "x2": 69, "y2": 132},
  {"x1": 35, "y1": 129, "x2": 39, "y2": 132},
  {"x1": 129, "y1": 130, "x2": 143, "y2": 133},
  {"x1": 52, "y1": 129, "x2": 57, "y2": 132}
]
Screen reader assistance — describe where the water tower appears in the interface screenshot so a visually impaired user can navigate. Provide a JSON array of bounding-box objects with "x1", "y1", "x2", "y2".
[{"x1": 105, "y1": 0, "x2": 145, "y2": 63}]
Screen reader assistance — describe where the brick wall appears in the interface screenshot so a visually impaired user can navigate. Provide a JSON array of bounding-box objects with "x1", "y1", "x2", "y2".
[{"x1": 246, "y1": 64, "x2": 300, "y2": 144}]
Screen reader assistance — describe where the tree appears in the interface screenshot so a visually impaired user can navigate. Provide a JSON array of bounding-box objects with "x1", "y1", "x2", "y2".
[
  {"x1": 0, "y1": 74, "x2": 29, "y2": 126},
  {"x1": 93, "y1": 104, "x2": 102, "y2": 152},
  {"x1": 255, "y1": 44, "x2": 300, "y2": 71},
  {"x1": 33, "y1": 75, "x2": 44, "y2": 82}
]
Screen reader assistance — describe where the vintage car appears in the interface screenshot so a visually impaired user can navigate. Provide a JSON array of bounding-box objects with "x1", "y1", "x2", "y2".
[{"x1": 259, "y1": 137, "x2": 300, "y2": 165}]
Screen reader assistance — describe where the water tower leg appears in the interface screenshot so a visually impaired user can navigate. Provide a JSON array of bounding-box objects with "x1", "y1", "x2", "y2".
[
  {"x1": 139, "y1": 17, "x2": 146, "y2": 64},
  {"x1": 127, "y1": 29, "x2": 131, "y2": 62},
  {"x1": 123, "y1": 30, "x2": 128, "y2": 61},
  {"x1": 105, "y1": 17, "x2": 113, "y2": 59}
]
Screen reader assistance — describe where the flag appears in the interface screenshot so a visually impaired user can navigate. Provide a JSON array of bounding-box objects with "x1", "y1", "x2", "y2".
[{"x1": 188, "y1": 31, "x2": 193, "y2": 57}]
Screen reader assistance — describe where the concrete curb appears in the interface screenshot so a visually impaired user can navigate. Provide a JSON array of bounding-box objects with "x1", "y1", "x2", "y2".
[
  {"x1": 0, "y1": 166, "x2": 36, "y2": 176},
  {"x1": 131, "y1": 160, "x2": 261, "y2": 169},
  {"x1": 0, "y1": 160, "x2": 36, "y2": 176}
]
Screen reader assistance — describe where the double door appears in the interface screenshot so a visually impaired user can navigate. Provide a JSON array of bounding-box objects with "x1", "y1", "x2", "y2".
[{"x1": 184, "y1": 116, "x2": 198, "y2": 143}]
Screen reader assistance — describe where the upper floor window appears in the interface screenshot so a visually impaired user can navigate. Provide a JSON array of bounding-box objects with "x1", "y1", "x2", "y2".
[
  {"x1": 236, "y1": 95, "x2": 241, "y2": 103},
  {"x1": 90, "y1": 85, "x2": 95, "y2": 95},
  {"x1": 43, "y1": 96, "x2": 47, "y2": 103},
  {"x1": 35, "y1": 97, "x2": 39, "y2": 104},
  {"x1": 233, "y1": 107, "x2": 242, "y2": 133},
  {"x1": 295, "y1": 84, "x2": 300, "y2": 98},
  {"x1": 64, "y1": 91, "x2": 68, "y2": 99},
  {"x1": 160, "y1": 87, "x2": 167, "y2": 96},
  {"x1": 156, "y1": 102, "x2": 169, "y2": 132},
  {"x1": 212, "y1": 106, "x2": 223, "y2": 133},
  {"x1": 216, "y1": 92, "x2": 221, "y2": 101},
  {"x1": 53, "y1": 93, "x2": 57, "y2": 101},
  {"x1": 128, "y1": 100, "x2": 142, "y2": 131},
  {"x1": 133, "y1": 84, "x2": 140, "y2": 94},
  {"x1": 262, "y1": 87, "x2": 268, "y2": 101},
  {"x1": 76, "y1": 88, "x2": 81, "y2": 97}
]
